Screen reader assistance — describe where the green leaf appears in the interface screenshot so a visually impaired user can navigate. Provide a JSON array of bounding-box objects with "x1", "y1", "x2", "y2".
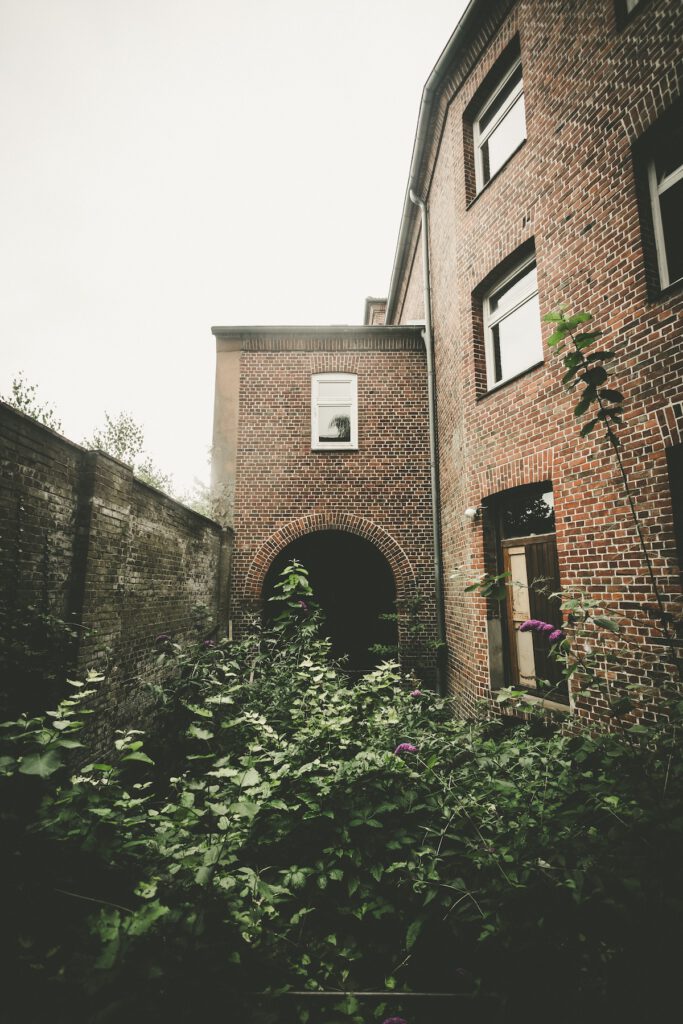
[
  {"x1": 122, "y1": 751, "x2": 155, "y2": 765},
  {"x1": 19, "y1": 749, "x2": 62, "y2": 778},
  {"x1": 406, "y1": 918, "x2": 423, "y2": 950},
  {"x1": 599, "y1": 388, "x2": 624, "y2": 404},
  {"x1": 562, "y1": 366, "x2": 580, "y2": 385},
  {"x1": 547, "y1": 329, "x2": 567, "y2": 346},
  {"x1": 581, "y1": 366, "x2": 608, "y2": 387},
  {"x1": 187, "y1": 725, "x2": 213, "y2": 741},
  {"x1": 127, "y1": 901, "x2": 170, "y2": 935},
  {"x1": 543, "y1": 311, "x2": 566, "y2": 323},
  {"x1": 238, "y1": 767, "x2": 261, "y2": 788},
  {"x1": 580, "y1": 418, "x2": 599, "y2": 436},
  {"x1": 574, "y1": 394, "x2": 593, "y2": 417},
  {"x1": 591, "y1": 616, "x2": 620, "y2": 633},
  {"x1": 586, "y1": 350, "x2": 615, "y2": 362}
]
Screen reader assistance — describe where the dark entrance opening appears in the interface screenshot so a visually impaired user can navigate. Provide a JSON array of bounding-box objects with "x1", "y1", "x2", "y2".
[{"x1": 263, "y1": 530, "x2": 398, "y2": 672}]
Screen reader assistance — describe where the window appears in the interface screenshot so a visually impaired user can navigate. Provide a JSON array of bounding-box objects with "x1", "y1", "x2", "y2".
[
  {"x1": 311, "y1": 373, "x2": 358, "y2": 450},
  {"x1": 485, "y1": 483, "x2": 567, "y2": 705},
  {"x1": 647, "y1": 122, "x2": 683, "y2": 290},
  {"x1": 667, "y1": 444, "x2": 683, "y2": 583},
  {"x1": 473, "y1": 56, "x2": 526, "y2": 192},
  {"x1": 483, "y1": 254, "x2": 542, "y2": 389}
]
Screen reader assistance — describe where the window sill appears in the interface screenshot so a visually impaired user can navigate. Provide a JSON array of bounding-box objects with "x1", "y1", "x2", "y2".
[
  {"x1": 477, "y1": 359, "x2": 544, "y2": 401},
  {"x1": 466, "y1": 138, "x2": 527, "y2": 210},
  {"x1": 311, "y1": 445, "x2": 359, "y2": 452},
  {"x1": 648, "y1": 275, "x2": 683, "y2": 305},
  {"x1": 519, "y1": 692, "x2": 570, "y2": 713}
]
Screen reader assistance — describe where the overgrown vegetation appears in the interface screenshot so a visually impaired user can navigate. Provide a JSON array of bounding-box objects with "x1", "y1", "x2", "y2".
[{"x1": 1, "y1": 563, "x2": 682, "y2": 1024}]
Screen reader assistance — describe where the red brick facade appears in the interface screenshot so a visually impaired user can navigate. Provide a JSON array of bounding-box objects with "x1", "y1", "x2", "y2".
[
  {"x1": 212, "y1": 328, "x2": 438, "y2": 676},
  {"x1": 212, "y1": 0, "x2": 682, "y2": 720},
  {"x1": 388, "y1": 0, "x2": 683, "y2": 717}
]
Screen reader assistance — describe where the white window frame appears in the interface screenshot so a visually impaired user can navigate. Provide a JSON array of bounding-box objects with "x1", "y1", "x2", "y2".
[
  {"x1": 473, "y1": 56, "x2": 526, "y2": 193},
  {"x1": 648, "y1": 153, "x2": 683, "y2": 290},
  {"x1": 311, "y1": 373, "x2": 358, "y2": 451},
  {"x1": 483, "y1": 254, "x2": 542, "y2": 390}
]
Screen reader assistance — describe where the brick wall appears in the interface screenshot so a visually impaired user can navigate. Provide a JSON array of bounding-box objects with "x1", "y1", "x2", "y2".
[
  {"x1": 0, "y1": 401, "x2": 231, "y2": 748},
  {"x1": 391, "y1": 0, "x2": 683, "y2": 719},
  {"x1": 217, "y1": 328, "x2": 438, "y2": 678}
]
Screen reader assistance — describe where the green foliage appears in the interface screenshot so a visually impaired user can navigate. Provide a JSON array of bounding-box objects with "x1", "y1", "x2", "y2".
[
  {"x1": 543, "y1": 309, "x2": 624, "y2": 439},
  {"x1": 2, "y1": 566, "x2": 683, "y2": 1021},
  {"x1": 463, "y1": 571, "x2": 511, "y2": 603},
  {"x1": 1, "y1": 371, "x2": 63, "y2": 431},
  {"x1": 369, "y1": 595, "x2": 442, "y2": 681},
  {"x1": 544, "y1": 307, "x2": 679, "y2": 672},
  {"x1": 0, "y1": 603, "x2": 84, "y2": 718},
  {"x1": 83, "y1": 411, "x2": 174, "y2": 494}
]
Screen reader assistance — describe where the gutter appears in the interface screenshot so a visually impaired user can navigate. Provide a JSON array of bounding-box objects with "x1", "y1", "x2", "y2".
[{"x1": 409, "y1": 188, "x2": 447, "y2": 697}]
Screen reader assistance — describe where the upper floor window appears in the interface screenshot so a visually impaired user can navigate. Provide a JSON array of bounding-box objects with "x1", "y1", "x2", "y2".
[
  {"x1": 473, "y1": 56, "x2": 526, "y2": 192},
  {"x1": 483, "y1": 254, "x2": 542, "y2": 389},
  {"x1": 647, "y1": 123, "x2": 683, "y2": 290},
  {"x1": 311, "y1": 373, "x2": 358, "y2": 450}
]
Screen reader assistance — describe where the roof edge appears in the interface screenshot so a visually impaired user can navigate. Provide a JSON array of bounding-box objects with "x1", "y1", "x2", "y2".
[
  {"x1": 211, "y1": 324, "x2": 423, "y2": 338},
  {"x1": 385, "y1": 0, "x2": 484, "y2": 323}
]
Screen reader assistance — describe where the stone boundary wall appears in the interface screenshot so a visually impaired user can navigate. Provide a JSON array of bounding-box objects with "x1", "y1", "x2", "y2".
[{"x1": 0, "y1": 401, "x2": 232, "y2": 749}]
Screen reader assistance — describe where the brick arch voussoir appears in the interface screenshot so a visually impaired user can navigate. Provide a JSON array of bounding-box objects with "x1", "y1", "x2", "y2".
[
  {"x1": 477, "y1": 449, "x2": 556, "y2": 500},
  {"x1": 244, "y1": 513, "x2": 417, "y2": 606}
]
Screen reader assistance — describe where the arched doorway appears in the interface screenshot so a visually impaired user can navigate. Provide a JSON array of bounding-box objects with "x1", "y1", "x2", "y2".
[{"x1": 262, "y1": 530, "x2": 398, "y2": 672}]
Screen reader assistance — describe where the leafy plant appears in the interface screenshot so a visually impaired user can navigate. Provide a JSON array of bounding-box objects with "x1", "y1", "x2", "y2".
[
  {"x1": 1, "y1": 371, "x2": 63, "y2": 431},
  {"x1": 545, "y1": 308, "x2": 680, "y2": 674},
  {"x1": 83, "y1": 410, "x2": 174, "y2": 494},
  {"x1": 2, "y1": 565, "x2": 682, "y2": 1021}
]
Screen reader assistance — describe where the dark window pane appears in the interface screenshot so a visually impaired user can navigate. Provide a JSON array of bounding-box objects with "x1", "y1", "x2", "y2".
[
  {"x1": 501, "y1": 485, "x2": 555, "y2": 538},
  {"x1": 667, "y1": 444, "x2": 683, "y2": 582},
  {"x1": 319, "y1": 405, "x2": 351, "y2": 442},
  {"x1": 655, "y1": 125, "x2": 683, "y2": 183},
  {"x1": 660, "y1": 179, "x2": 683, "y2": 285},
  {"x1": 479, "y1": 64, "x2": 522, "y2": 133},
  {"x1": 481, "y1": 93, "x2": 526, "y2": 182}
]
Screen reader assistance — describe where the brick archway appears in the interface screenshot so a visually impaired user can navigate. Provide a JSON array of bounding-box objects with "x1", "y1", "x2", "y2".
[{"x1": 243, "y1": 513, "x2": 417, "y2": 606}]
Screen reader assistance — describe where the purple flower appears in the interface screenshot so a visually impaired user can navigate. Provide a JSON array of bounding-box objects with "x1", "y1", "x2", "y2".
[
  {"x1": 519, "y1": 619, "x2": 564, "y2": 640},
  {"x1": 155, "y1": 633, "x2": 171, "y2": 644},
  {"x1": 382, "y1": 1018, "x2": 409, "y2": 1024},
  {"x1": 298, "y1": 599, "x2": 309, "y2": 612},
  {"x1": 394, "y1": 743, "x2": 418, "y2": 756},
  {"x1": 409, "y1": 689, "x2": 423, "y2": 698},
  {"x1": 203, "y1": 640, "x2": 215, "y2": 648}
]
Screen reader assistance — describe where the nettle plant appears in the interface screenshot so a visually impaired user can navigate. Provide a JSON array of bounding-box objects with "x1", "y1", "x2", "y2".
[{"x1": 2, "y1": 561, "x2": 683, "y2": 1022}]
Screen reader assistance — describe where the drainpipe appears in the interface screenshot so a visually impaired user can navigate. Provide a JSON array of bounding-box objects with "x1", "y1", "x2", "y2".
[{"x1": 409, "y1": 188, "x2": 447, "y2": 696}]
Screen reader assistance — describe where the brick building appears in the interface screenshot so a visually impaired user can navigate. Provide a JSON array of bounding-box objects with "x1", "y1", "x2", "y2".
[{"x1": 211, "y1": 0, "x2": 683, "y2": 715}]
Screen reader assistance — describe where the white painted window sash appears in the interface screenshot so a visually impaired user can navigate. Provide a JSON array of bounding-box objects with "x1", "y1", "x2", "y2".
[
  {"x1": 483, "y1": 255, "x2": 540, "y2": 390},
  {"x1": 648, "y1": 157, "x2": 683, "y2": 290},
  {"x1": 473, "y1": 57, "x2": 525, "y2": 192},
  {"x1": 311, "y1": 373, "x2": 358, "y2": 451}
]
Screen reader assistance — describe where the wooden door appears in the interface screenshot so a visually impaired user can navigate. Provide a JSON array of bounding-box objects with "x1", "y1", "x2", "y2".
[{"x1": 502, "y1": 534, "x2": 562, "y2": 693}]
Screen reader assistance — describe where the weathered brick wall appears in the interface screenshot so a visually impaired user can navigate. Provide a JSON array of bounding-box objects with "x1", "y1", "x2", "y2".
[
  {"x1": 391, "y1": 0, "x2": 683, "y2": 719},
  {"x1": 0, "y1": 401, "x2": 231, "y2": 747},
  {"x1": 223, "y1": 328, "x2": 438, "y2": 678}
]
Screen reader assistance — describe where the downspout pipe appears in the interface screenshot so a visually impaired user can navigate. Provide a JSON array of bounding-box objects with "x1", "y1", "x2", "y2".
[{"x1": 409, "y1": 188, "x2": 447, "y2": 697}]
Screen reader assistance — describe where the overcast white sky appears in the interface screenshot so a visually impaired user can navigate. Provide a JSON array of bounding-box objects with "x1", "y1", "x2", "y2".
[{"x1": 1, "y1": 0, "x2": 467, "y2": 493}]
